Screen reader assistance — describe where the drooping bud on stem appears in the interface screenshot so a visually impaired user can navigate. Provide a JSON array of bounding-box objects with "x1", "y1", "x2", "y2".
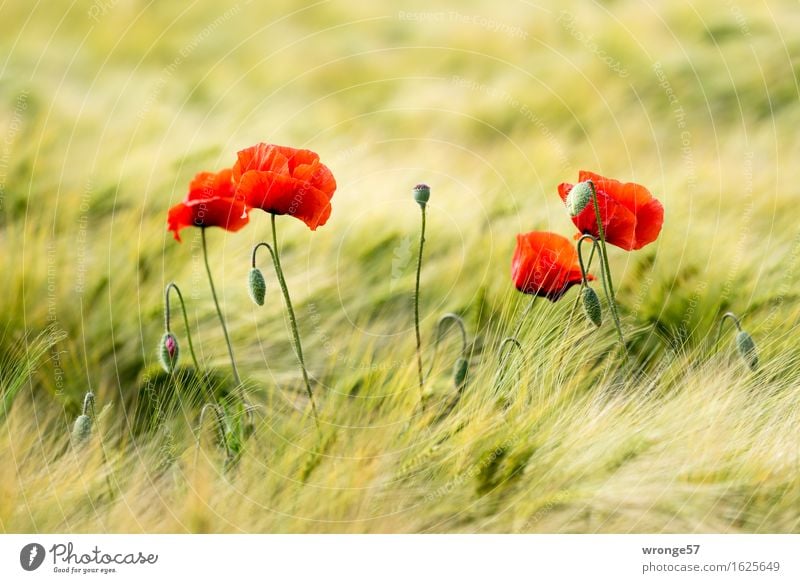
[
  {"x1": 72, "y1": 415, "x2": 91, "y2": 444},
  {"x1": 428, "y1": 313, "x2": 470, "y2": 392},
  {"x1": 566, "y1": 181, "x2": 593, "y2": 217},
  {"x1": 453, "y1": 356, "x2": 469, "y2": 390},
  {"x1": 717, "y1": 311, "x2": 759, "y2": 371},
  {"x1": 413, "y1": 183, "x2": 430, "y2": 208},
  {"x1": 253, "y1": 226, "x2": 320, "y2": 432},
  {"x1": 581, "y1": 286, "x2": 603, "y2": 327},
  {"x1": 736, "y1": 330, "x2": 759, "y2": 371},
  {"x1": 163, "y1": 282, "x2": 200, "y2": 372},
  {"x1": 248, "y1": 268, "x2": 267, "y2": 306},
  {"x1": 159, "y1": 332, "x2": 180, "y2": 373},
  {"x1": 72, "y1": 391, "x2": 95, "y2": 445},
  {"x1": 413, "y1": 185, "x2": 430, "y2": 402}
]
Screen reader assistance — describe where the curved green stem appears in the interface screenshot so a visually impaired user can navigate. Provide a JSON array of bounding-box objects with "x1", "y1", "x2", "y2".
[
  {"x1": 495, "y1": 295, "x2": 536, "y2": 375},
  {"x1": 201, "y1": 228, "x2": 241, "y2": 386},
  {"x1": 498, "y1": 337, "x2": 523, "y2": 364},
  {"x1": 252, "y1": 242, "x2": 276, "y2": 268},
  {"x1": 577, "y1": 235, "x2": 601, "y2": 285},
  {"x1": 426, "y1": 313, "x2": 468, "y2": 377},
  {"x1": 414, "y1": 205, "x2": 427, "y2": 398},
  {"x1": 566, "y1": 239, "x2": 599, "y2": 332},
  {"x1": 194, "y1": 402, "x2": 232, "y2": 468},
  {"x1": 495, "y1": 336, "x2": 524, "y2": 388},
  {"x1": 716, "y1": 311, "x2": 742, "y2": 352},
  {"x1": 164, "y1": 282, "x2": 201, "y2": 371},
  {"x1": 269, "y1": 214, "x2": 319, "y2": 431},
  {"x1": 587, "y1": 181, "x2": 626, "y2": 347}
]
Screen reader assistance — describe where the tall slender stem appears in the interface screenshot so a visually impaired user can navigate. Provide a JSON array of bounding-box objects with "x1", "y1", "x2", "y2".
[
  {"x1": 165, "y1": 282, "x2": 200, "y2": 371},
  {"x1": 200, "y1": 228, "x2": 241, "y2": 386},
  {"x1": 588, "y1": 181, "x2": 625, "y2": 347},
  {"x1": 414, "y1": 205, "x2": 427, "y2": 397},
  {"x1": 269, "y1": 214, "x2": 319, "y2": 430}
]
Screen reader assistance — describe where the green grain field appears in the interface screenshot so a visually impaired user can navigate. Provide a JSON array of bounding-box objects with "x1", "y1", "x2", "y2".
[{"x1": 1, "y1": 0, "x2": 799, "y2": 533}]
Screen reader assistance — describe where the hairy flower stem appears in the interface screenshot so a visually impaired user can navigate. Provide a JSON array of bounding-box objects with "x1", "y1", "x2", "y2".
[
  {"x1": 587, "y1": 181, "x2": 626, "y2": 347},
  {"x1": 414, "y1": 205, "x2": 427, "y2": 399},
  {"x1": 269, "y1": 214, "x2": 320, "y2": 431},
  {"x1": 164, "y1": 282, "x2": 200, "y2": 371},
  {"x1": 201, "y1": 228, "x2": 241, "y2": 386}
]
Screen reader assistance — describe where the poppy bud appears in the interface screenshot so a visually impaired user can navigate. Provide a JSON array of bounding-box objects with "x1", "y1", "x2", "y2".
[
  {"x1": 72, "y1": 414, "x2": 92, "y2": 444},
  {"x1": 566, "y1": 181, "x2": 593, "y2": 217},
  {"x1": 159, "y1": 332, "x2": 179, "y2": 373},
  {"x1": 413, "y1": 183, "x2": 430, "y2": 208},
  {"x1": 581, "y1": 286, "x2": 602, "y2": 327},
  {"x1": 248, "y1": 268, "x2": 266, "y2": 306},
  {"x1": 453, "y1": 356, "x2": 469, "y2": 390},
  {"x1": 736, "y1": 330, "x2": 759, "y2": 371}
]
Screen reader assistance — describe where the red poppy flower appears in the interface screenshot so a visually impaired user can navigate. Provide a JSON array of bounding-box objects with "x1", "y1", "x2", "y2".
[
  {"x1": 232, "y1": 143, "x2": 336, "y2": 230},
  {"x1": 167, "y1": 169, "x2": 249, "y2": 242},
  {"x1": 558, "y1": 171, "x2": 663, "y2": 251},
  {"x1": 512, "y1": 231, "x2": 593, "y2": 301}
]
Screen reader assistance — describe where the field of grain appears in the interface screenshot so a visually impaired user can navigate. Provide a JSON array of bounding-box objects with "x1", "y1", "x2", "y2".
[{"x1": 1, "y1": 0, "x2": 799, "y2": 533}]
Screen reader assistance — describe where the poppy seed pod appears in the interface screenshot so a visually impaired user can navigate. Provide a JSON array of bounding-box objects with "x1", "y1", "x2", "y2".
[
  {"x1": 736, "y1": 330, "x2": 759, "y2": 371},
  {"x1": 248, "y1": 267, "x2": 266, "y2": 306},
  {"x1": 453, "y1": 356, "x2": 469, "y2": 390},
  {"x1": 566, "y1": 181, "x2": 593, "y2": 217},
  {"x1": 159, "y1": 332, "x2": 180, "y2": 373},
  {"x1": 72, "y1": 414, "x2": 92, "y2": 444},
  {"x1": 581, "y1": 286, "x2": 603, "y2": 327},
  {"x1": 413, "y1": 183, "x2": 430, "y2": 208}
]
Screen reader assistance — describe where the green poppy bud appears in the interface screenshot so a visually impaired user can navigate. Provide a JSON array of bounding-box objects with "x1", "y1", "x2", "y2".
[
  {"x1": 159, "y1": 332, "x2": 179, "y2": 373},
  {"x1": 453, "y1": 356, "x2": 469, "y2": 390},
  {"x1": 248, "y1": 267, "x2": 266, "y2": 306},
  {"x1": 581, "y1": 286, "x2": 602, "y2": 327},
  {"x1": 567, "y1": 181, "x2": 593, "y2": 216},
  {"x1": 413, "y1": 183, "x2": 430, "y2": 208},
  {"x1": 72, "y1": 414, "x2": 92, "y2": 444},
  {"x1": 736, "y1": 330, "x2": 759, "y2": 371}
]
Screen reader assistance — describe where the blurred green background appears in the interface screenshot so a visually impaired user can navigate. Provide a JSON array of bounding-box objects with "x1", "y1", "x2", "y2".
[
  {"x1": 1, "y1": 0, "x2": 799, "y2": 532},
  {"x1": 3, "y1": 0, "x2": 800, "y2": 414}
]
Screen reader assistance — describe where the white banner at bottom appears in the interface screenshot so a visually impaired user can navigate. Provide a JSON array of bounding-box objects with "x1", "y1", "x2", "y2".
[{"x1": 1, "y1": 534, "x2": 797, "y2": 582}]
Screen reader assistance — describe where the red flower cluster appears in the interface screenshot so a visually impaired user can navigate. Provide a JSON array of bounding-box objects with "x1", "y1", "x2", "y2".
[
  {"x1": 168, "y1": 143, "x2": 337, "y2": 242},
  {"x1": 512, "y1": 171, "x2": 663, "y2": 300},
  {"x1": 558, "y1": 171, "x2": 663, "y2": 251}
]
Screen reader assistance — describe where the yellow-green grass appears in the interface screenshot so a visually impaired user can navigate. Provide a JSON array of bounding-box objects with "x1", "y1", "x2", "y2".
[{"x1": 1, "y1": 0, "x2": 799, "y2": 532}]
